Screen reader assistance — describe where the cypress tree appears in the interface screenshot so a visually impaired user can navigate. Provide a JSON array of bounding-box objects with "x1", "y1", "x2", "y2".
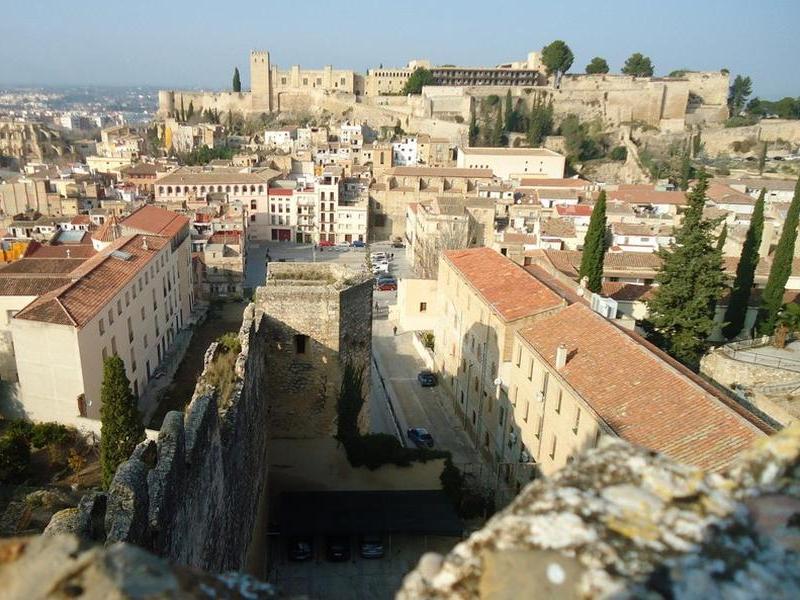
[
  {"x1": 491, "y1": 106, "x2": 503, "y2": 147},
  {"x1": 468, "y1": 112, "x2": 478, "y2": 147},
  {"x1": 646, "y1": 172, "x2": 725, "y2": 369},
  {"x1": 233, "y1": 67, "x2": 241, "y2": 92},
  {"x1": 758, "y1": 177, "x2": 800, "y2": 335},
  {"x1": 187, "y1": 100, "x2": 194, "y2": 121},
  {"x1": 504, "y1": 90, "x2": 514, "y2": 132},
  {"x1": 578, "y1": 191, "x2": 607, "y2": 293},
  {"x1": 100, "y1": 356, "x2": 144, "y2": 489},
  {"x1": 179, "y1": 97, "x2": 186, "y2": 122},
  {"x1": 723, "y1": 189, "x2": 765, "y2": 339}
]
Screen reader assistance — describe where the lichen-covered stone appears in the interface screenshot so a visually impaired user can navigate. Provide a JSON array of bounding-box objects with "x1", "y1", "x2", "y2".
[
  {"x1": 397, "y1": 424, "x2": 800, "y2": 599},
  {"x1": 0, "y1": 534, "x2": 278, "y2": 599}
]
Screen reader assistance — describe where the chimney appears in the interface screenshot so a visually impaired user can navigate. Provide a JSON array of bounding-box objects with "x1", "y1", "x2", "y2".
[
  {"x1": 142, "y1": 237, "x2": 148, "y2": 251},
  {"x1": 555, "y1": 344, "x2": 568, "y2": 370}
]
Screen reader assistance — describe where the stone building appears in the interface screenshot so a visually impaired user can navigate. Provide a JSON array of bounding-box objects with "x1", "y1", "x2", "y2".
[
  {"x1": 456, "y1": 147, "x2": 566, "y2": 180},
  {"x1": 258, "y1": 262, "x2": 372, "y2": 439}
]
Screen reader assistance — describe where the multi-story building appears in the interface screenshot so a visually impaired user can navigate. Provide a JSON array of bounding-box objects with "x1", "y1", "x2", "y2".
[
  {"x1": 198, "y1": 230, "x2": 245, "y2": 299},
  {"x1": 263, "y1": 129, "x2": 294, "y2": 152},
  {"x1": 392, "y1": 137, "x2": 419, "y2": 166},
  {"x1": 457, "y1": 147, "x2": 566, "y2": 180},
  {"x1": 8, "y1": 205, "x2": 194, "y2": 428},
  {"x1": 165, "y1": 120, "x2": 225, "y2": 154},
  {"x1": 429, "y1": 248, "x2": 771, "y2": 504}
]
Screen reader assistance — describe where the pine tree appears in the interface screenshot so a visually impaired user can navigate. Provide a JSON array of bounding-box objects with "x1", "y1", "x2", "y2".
[
  {"x1": 578, "y1": 190, "x2": 607, "y2": 293},
  {"x1": 716, "y1": 222, "x2": 728, "y2": 252},
  {"x1": 723, "y1": 189, "x2": 765, "y2": 339},
  {"x1": 100, "y1": 356, "x2": 144, "y2": 489},
  {"x1": 504, "y1": 90, "x2": 514, "y2": 133},
  {"x1": 646, "y1": 172, "x2": 725, "y2": 369},
  {"x1": 491, "y1": 106, "x2": 503, "y2": 147},
  {"x1": 233, "y1": 67, "x2": 241, "y2": 92},
  {"x1": 758, "y1": 177, "x2": 800, "y2": 335}
]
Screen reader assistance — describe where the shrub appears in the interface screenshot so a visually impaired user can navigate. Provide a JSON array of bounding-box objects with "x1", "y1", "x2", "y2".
[
  {"x1": 420, "y1": 331, "x2": 435, "y2": 351},
  {"x1": 0, "y1": 430, "x2": 31, "y2": 483},
  {"x1": 216, "y1": 332, "x2": 242, "y2": 354},
  {"x1": 609, "y1": 146, "x2": 628, "y2": 161},
  {"x1": 485, "y1": 94, "x2": 500, "y2": 107},
  {"x1": 30, "y1": 422, "x2": 71, "y2": 449}
]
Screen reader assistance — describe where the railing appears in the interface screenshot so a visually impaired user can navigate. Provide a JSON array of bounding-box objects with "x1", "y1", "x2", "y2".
[
  {"x1": 754, "y1": 380, "x2": 800, "y2": 395},
  {"x1": 718, "y1": 336, "x2": 800, "y2": 373}
]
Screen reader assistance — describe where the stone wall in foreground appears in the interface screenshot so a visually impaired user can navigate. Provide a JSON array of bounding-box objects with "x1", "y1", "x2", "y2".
[
  {"x1": 397, "y1": 424, "x2": 800, "y2": 599},
  {"x1": 45, "y1": 303, "x2": 271, "y2": 576}
]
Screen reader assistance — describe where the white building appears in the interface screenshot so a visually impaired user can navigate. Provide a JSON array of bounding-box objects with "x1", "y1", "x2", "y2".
[
  {"x1": 263, "y1": 129, "x2": 294, "y2": 152},
  {"x1": 392, "y1": 137, "x2": 419, "y2": 166},
  {"x1": 457, "y1": 147, "x2": 566, "y2": 180}
]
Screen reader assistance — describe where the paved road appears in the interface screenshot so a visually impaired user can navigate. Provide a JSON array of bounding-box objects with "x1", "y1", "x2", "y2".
[{"x1": 371, "y1": 308, "x2": 478, "y2": 466}]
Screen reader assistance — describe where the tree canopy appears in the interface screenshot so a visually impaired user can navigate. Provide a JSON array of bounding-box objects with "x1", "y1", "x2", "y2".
[
  {"x1": 747, "y1": 96, "x2": 800, "y2": 120},
  {"x1": 723, "y1": 189, "x2": 765, "y2": 339},
  {"x1": 585, "y1": 57, "x2": 610, "y2": 75},
  {"x1": 622, "y1": 53, "x2": 654, "y2": 77},
  {"x1": 541, "y1": 40, "x2": 574, "y2": 86},
  {"x1": 100, "y1": 356, "x2": 145, "y2": 489},
  {"x1": 402, "y1": 68, "x2": 435, "y2": 95},
  {"x1": 645, "y1": 173, "x2": 725, "y2": 369},
  {"x1": 728, "y1": 75, "x2": 752, "y2": 115},
  {"x1": 232, "y1": 67, "x2": 241, "y2": 93},
  {"x1": 578, "y1": 191, "x2": 607, "y2": 293},
  {"x1": 758, "y1": 178, "x2": 800, "y2": 336}
]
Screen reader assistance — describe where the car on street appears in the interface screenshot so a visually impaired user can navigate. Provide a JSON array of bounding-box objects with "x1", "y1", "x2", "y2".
[
  {"x1": 319, "y1": 240, "x2": 334, "y2": 247},
  {"x1": 287, "y1": 536, "x2": 313, "y2": 561},
  {"x1": 372, "y1": 262, "x2": 389, "y2": 274},
  {"x1": 351, "y1": 240, "x2": 366, "y2": 248},
  {"x1": 375, "y1": 274, "x2": 396, "y2": 285},
  {"x1": 325, "y1": 535, "x2": 351, "y2": 562},
  {"x1": 371, "y1": 252, "x2": 388, "y2": 262},
  {"x1": 407, "y1": 427, "x2": 435, "y2": 448},
  {"x1": 358, "y1": 534, "x2": 385, "y2": 559},
  {"x1": 417, "y1": 370, "x2": 437, "y2": 387},
  {"x1": 392, "y1": 237, "x2": 405, "y2": 248},
  {"x1": 377, "y1": 281, "x2": 397, "y2": 291}
]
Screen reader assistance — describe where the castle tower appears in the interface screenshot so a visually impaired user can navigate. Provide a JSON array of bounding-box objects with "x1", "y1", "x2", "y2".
[{"x1": 250, "y1": 50, "x2": 271, "y2": 113}]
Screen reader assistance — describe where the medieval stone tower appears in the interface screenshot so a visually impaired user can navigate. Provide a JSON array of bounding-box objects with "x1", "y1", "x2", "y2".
[{"x1": 249, "y1": 50, "x2": 271, "y2": 113}]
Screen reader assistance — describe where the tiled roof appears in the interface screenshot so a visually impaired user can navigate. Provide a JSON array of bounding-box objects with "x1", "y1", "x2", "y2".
[
  {"x1": 601, "y1": 282, "x2": 654, "y2": 302},
  {"x1": 541, "y1": 219, "x2": 576, "y2": 238},
  {"x1": 556, "y1": 205, "x2": 593, "y2": 217},
  {"x1": 15, "y1": 234, "x2": 168, "y2": 328},
  {"x1": 0, "y1": 258, "x2": 86, "y2": 275},
  {"x1": 155, "y1": 166, "x2": 280, "y2": 185},
  {"x1": 70, "y1": 215, "x2": 92, "y2": 225},
  {"x1": 518, "y1": 178, "x2": 589, "y2": 188},
  {"x1": 0, "y1": 277, "x2": 73, "y2": 297},
  {"x1": 461, "y1": 147, "x2": 561, "y2": 157},
  {"x1": 502, "y1": 232, "x2": 538, "y2": 245},
  {"x1": 24, "y1": 243, "x2": 96, "y2": 259},
  {"x1": 444, "y1": 248, "x2": 563, "y2": 322},
  {"x1": 706, "y1": 183, "x2": 755, "y2": 206},
  {"x1": 121, "y1": 205, "x2": 188, "y2": 239},
  {"x1": 208, "y1": 231, "x2": 242, "y2": 245},
  {"x1": 518, "y1": 303, "x2": 767, "y2": 471},
  {"x1": 92, "y1": 215, "x2": 122, "y2": 243},
  {"x1": 608, "y1": 186, "x2": 687, "y2": 206},
  {"x1": 540, "y1": 250, "x2": 663, "y2": 279}
]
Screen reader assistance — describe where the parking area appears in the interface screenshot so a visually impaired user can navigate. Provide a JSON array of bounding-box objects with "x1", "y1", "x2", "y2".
[{"x1": 270, "y1": 533, "x2": 456, "y2": 599}]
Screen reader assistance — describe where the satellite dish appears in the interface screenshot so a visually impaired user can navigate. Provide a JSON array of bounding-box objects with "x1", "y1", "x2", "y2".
[{"x1": 494, "y1": 377, "x2": 503, "y2": 386}]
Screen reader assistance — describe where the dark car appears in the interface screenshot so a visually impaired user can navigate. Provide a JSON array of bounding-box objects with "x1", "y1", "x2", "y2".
[
  {"x1": 417, "y1": 370, "x2": 437, "y2": 387},
  {"x1": 351, "y1": 240, "x2": 366, "y2": 248},
  {"x1": 326, "y1": 535, "x2": 351, "y2": 562},
  {"x1": 287, "y1": 536, "x2": 313, "y2": 561},
  {"x1": 377, "y1": 281, "x2": 397, "y2": 291},
  {"x1": 392, "y1": 238, "x2": 405, "y2": 248},
  {"x1": 358, "y1": 534, "x2": 385, "y2": 559},
  {"x1": 407, "y1": 427, "x2": 434, "y2": 449}
]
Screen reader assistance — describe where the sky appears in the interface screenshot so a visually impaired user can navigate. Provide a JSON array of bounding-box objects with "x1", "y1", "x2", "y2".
[{"x1": 1, "y1": 0, "x2": 798, "y2": 99}]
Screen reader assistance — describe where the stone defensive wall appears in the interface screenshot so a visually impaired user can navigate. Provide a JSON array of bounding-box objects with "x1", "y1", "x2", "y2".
[
  {"x1": 158, "y1": 89, "x2": 255, "y2": 118},
  {"x1": 45, "y1": 303, "x2": 272, "y2": 576}
]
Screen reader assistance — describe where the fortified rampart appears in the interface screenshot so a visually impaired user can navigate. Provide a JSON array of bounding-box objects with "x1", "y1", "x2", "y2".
[{"x1": 44, "y1": 304, "x2": 272, "y2": 576}]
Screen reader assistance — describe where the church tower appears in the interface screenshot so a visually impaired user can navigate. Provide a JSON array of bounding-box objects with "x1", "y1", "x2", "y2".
[{"x1": 250, "y1": 50, "x2": 271, "y2": 113}]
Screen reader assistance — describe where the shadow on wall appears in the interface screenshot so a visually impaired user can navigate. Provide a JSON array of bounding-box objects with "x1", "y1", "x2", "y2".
[{"x1": 0, "y1": 380, "x2": 25, "y2": 420}]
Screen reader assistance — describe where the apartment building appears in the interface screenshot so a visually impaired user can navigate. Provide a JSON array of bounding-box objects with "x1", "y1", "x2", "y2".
[
  {"x1": 457, "y1": 147, "x2": 566, "y2": 180},
  {"x1": 198, "y1": 230, "x2": 245, "y2": 299},
  {"x1": 430, "y1": 248, "x2": 770, "y2": 504},
  {"x1": 8, "y1": 205, "x2": 193, "y2": 427}
]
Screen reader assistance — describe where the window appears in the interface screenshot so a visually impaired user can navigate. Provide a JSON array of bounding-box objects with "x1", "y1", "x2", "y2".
[
  {"x1": 111, "y1": 336, "x2": 118, "y2": 356},
  {"x1": 527, "y1": 357, "x2": 534, "y2": 381},
  {"x1": 294, "y1": 334, "x2": 308, "y2": 354},
  {"x1": 550, "y1": 435, "x2": 557, "y2": 460},
  {"x1": 133, "y1": 379, "x2": 139, "y2": 397},
  {"x1": 512, "y1": 385, "x2": 518, "y2": 407},
  {"x1": 473, "y1": 376, "x2": 478, "y2": 392},
  {"x1": 573, "y1": 408, "x2": 581, "y2": 434},
  {"x1": 125, "y1": 291, "x2": 130, "y2": 307},
  {"x1": 515, "y1": 345, "x2": 521, "y2": 367},
  {"x1": 108, "y1": 309, "x2": 114, "y2": 325},
  {"x1": 130, "y1": 348, "x2": 137, "y2": 372},
  {"x1": 542, "y1": 372, "x2": 550, "y2": 398},
  {"x1": 419, "y1": 302, "x2": 427, "y2": 312},
  {"x1": 524, "y1": 399, "x2": 530, "y2": 422},
  {"x1": 98, "y1": 318, "x2": 105, "y2": 335},
  {"x1": 140, "y1": 306, "x2": 145, "y2": 321},
  {"x1": 127, "y1": 317, "x2": 133, "y2": 342},
  {"x1": 102, "y1": 347, "x2": 108, "y2": 361},
  {"x1": 117, "y1": 300, "x2": 122, "y2": 316},
  {"x1": 555, "y1": 389, "x2": 562, "y2": 414},
  {"x1": 144, "y1": 334, "x2": 148, "y2": 349},
  {"x1": 536, "y1": 414, "x2": 544, "y2": 439}
]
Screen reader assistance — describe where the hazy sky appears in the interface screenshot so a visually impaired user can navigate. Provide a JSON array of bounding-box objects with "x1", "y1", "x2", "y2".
[{"x1": 1, "y1": 0, "x2": 798, "y2": 99}]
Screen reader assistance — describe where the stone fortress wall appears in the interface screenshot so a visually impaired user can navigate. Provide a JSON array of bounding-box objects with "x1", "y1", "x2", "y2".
[{"x1": 45, "y1": 303, "x2": 272, "y2": 576}]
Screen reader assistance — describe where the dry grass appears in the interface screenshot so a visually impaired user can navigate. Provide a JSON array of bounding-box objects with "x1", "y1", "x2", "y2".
[{"x1": 204, "y1": 349, "x2": 239, "y2": 408}]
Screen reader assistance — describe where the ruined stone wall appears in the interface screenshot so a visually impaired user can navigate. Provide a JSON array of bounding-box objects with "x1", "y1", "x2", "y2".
[
  {"x1": 158, "y1": 90, "x2": 255, "y2": 118},
  {"x1": 700, "y1": 120, "x2": 800, "y2": 156},
  {"x1": 258, "y1": 263, "x2": 373, "y2": 439},
  {"x1": 45, "y1": 304, "x2": 272, "y2": 576}
]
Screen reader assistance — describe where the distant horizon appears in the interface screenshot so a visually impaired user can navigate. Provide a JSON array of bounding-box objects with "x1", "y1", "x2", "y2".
[{"x1": 2, "y1": 0, "x2": 799, "y2": 99}]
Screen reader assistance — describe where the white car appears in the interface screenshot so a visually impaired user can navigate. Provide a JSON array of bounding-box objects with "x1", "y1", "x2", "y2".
[
  {"x1": 371, "y1": 253, "x2": 387, "y2": 262},
  {"x1": 371, "y1": 262, "x2": 389, "y2": 274}
]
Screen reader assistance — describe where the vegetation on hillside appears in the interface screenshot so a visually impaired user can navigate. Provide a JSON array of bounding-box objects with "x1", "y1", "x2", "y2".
[{"x1": 401, "y1": 67, "x2": 435, "y2": 95}]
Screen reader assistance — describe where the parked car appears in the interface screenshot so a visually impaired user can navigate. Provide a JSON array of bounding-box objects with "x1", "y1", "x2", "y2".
[
  {"x1": 417, "y1": 370, "x2": 437, "y2": 387},
  {"x1": 325, "y1": 535, "x2": 351, "y2": 562},
  {"x1": 351, "y1": 240, "x2": 366, "y2": 248},
  {"x1": 319, "y1": 240, "x2": 334, "y2": 247},
  {"x1": 375, "y1": 274, "x2": 396, "y2": 285},
  {"x1": 358, "y1": 534, "x2": 385, "y2": 559},
  {"x1": 287, "y1": 536, "x2": 313, "y2": 561},
  {"x1": 377, "y1": 281, "x2": 397, "y2": 291},
  {"x1": 371, "y1": 252, "x2": 388, "y2": 261},
  {"x1": 407, "y1": 427, "x2": 434, "y2": 448},
  {"x1": 392, "y1": 238, "x2": 405, "y2": 248},
  {"x1": 372, "y1": 262, "x2": 389, "y2": 274}
]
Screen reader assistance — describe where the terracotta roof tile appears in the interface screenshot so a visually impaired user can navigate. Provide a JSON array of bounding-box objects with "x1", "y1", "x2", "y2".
[
  {"x1": 121, "y1": 205, "x2": 188, "y2": 239},
  {"x1": 518, "y1": 303, "x2": 767, "y2": 471},
  {"x1": 443, "y1": 248, "x2": 563, "y2": 321}
]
